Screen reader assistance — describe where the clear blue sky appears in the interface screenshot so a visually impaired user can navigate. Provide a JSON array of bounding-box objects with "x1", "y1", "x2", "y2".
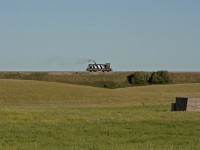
[{"x1": 0, "y1": 0, "x2": 200, "y2": 71}]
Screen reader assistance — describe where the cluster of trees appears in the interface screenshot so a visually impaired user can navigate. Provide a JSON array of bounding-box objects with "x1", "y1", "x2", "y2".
[{"x1": 128, "y1": 71, "x2": 172, "y2": 85}]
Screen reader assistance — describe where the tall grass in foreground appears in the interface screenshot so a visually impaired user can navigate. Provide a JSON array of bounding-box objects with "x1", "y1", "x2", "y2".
[{"x1": 0, "y1": 106, "x2": 200, "y2": 150}]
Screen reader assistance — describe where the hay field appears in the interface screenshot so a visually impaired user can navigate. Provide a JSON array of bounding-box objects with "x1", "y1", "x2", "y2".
[{"x1": 0, "y1": 79, "x2": 200, "y2": 149}]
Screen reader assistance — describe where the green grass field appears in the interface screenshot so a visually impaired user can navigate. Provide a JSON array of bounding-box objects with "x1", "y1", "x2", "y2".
[{"x1": 0, "y1": 79, "x2": 200, "y2": 149}]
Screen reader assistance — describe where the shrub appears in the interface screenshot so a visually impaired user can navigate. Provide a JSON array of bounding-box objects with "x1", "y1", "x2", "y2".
[
  {"x1": 150, "y1": 71, "x2": 171, "y2": 84},
  {"x1": 128, "y1": 72, "x2": 151, "y2": 85},
  {"x1": 94, "y1": 81, "x2": 117, "y2": 89},
  {"x1": 4, "y1": 72, "x2": 22, "y2": 79}
]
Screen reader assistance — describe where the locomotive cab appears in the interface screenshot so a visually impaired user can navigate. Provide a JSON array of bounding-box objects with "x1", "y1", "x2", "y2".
[{"x1": 104, "y1": 63, "x2": 110, "y2": 70}]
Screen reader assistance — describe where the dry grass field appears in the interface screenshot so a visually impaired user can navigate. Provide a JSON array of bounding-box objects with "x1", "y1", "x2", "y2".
[
  {"x1": 1, "y1": 79, "x2": 200, "y2": 107},
  {"x1": 0, "y1": 79, "x2": 200, "y2": 149}
]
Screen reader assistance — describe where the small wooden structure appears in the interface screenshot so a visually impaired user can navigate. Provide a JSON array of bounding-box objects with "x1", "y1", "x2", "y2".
[{"x1": 171, "y1": 97, "x2": 200, "y2": 111}]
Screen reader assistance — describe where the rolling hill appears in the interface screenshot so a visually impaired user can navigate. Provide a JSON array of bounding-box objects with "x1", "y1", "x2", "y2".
[{"x1": 1, "y1": 79, "x2": 200, "y2": 107}]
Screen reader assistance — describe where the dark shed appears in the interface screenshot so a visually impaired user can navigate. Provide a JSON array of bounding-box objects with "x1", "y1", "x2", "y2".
[{"x1": 171, "y1": 97, "x2": 200, "y2": 111}]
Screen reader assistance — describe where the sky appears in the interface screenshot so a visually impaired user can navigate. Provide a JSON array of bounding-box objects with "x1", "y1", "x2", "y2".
[{"x1": 0, "y1": 0, "x2": 200, "y2": 71}]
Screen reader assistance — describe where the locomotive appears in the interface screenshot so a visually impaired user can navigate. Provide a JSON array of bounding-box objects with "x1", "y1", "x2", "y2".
[{"x1": 86, "y1": 63, "x2": 112, "y2": 72}]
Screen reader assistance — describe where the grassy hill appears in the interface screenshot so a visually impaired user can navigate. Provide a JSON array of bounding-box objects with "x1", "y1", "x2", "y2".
[
  {"x1": 1, "y1": 79, "x2": 200, "y2": 107},
  {"x1": 1, "y1": 72, "x2": 200, "y2": 88},
  {"x1": 0, "y1": 79, "x2": 200, "y2": 149}
]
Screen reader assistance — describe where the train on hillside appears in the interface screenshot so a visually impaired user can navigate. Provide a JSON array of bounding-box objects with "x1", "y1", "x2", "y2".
[{"x1": 86, "y1": 62, "x2": 112, "y2": 72}]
